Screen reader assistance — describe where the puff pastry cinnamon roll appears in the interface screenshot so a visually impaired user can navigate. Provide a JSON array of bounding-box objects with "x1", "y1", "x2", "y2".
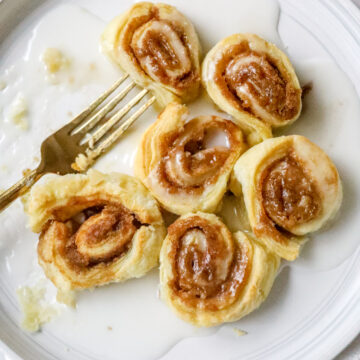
[
  {"x1": 230, "y1": 135, "x2": 342, "y2": 261},
  {"x1": 135, "y1": 103, "x2": 246, "y2": 215},
  {"x1": 160, "y1": 212, "x2": 280, "y2": 327},
  {"x1": 101, "y1": 2, "x2": 201, "y2": 106},
  {"x1": 202, "y1": 34, "x2": 302, "y2": 145},
  {"x1": 23, "y1": 170, "x2": 166, "y2": 293}
]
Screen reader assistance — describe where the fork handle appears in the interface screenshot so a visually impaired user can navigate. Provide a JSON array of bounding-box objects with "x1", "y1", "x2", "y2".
[{"x1": 0, "y1": 169, "x2": 42, "y2": 213}]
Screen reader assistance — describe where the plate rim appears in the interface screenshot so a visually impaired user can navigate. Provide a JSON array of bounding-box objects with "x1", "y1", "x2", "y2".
[{"x1": 0, "y1": 0, "x2": 359, "y2": 359}]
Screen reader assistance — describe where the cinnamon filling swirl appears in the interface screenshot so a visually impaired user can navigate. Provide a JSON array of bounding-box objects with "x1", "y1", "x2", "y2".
[
  {"x1": 156, "y1": 117, "x2": 240, "y2": 194},
  {"x1": 40, "y1": 201, "x2": 142, "y2": 271},
  {"x1": 167, "y1": 216, "x2": 250, "y2": 311},
  {"x1": 123, "y1": 8, "x2": 198, "y2": 91},
  {"x1": 261, "y1": 155, "x2": 321, "y2": 233},
  {"x1": 215, "y1": 43, "x2": 301, "y2": 121}
]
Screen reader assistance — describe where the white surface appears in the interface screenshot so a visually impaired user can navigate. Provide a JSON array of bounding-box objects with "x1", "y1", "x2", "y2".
[
  {"x1": 337, "y1": 3, "x2": 360, "y2": 357},
  {"x1": 0, "y1": 0, "x2": 359, "y2": 359},
  {"x1": 337, "y1": 4, "x2": 360, "y2": 360}
]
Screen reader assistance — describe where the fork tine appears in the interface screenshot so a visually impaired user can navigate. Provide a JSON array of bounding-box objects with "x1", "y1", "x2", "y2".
[
  {"x1": 73, "y1": 80, "x2": 135, "y2": 136},
  {"x1": 73, "y1": 95, "x2": 156, "y2": 172},
  {"x1": 66, "y1": 73, "x2": 129, "y2": 133},
  {"x1": 93, "y1": 95, "x2": 156, "y2": 155},
  {"x1": 85, "y1": 88, "x2": 150, "y2": 145}
]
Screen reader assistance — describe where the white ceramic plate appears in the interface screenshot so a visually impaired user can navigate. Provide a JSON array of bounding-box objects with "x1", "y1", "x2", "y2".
[{"x1": 0, "y1": 0, "x2": 360, "y2": 359}]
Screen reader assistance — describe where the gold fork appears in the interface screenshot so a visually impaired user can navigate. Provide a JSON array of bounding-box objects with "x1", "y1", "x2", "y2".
[{"x1": 0, "y1": 74, "x2": 155, "y2": 213}]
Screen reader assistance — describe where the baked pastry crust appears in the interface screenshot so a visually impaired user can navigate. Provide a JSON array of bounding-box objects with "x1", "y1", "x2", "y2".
[
  {"x1": 135, "y1": 102, "x2": 247, "y2": 215},
  {"x1": 101, "y1": 2, "x2": 201, "y2": 107},
  {"x1": 230, "y1": 135, "x2": 342, "y2": 260},
  {"x1": 160, "y1": 212, "x2": 280, "y2": 327},
  {"x1": 23, "y1": 170, "x2": 166, "y2": 292},
  {"x1": 202, "y1": 33, "x2": 302, "y2": 145}
]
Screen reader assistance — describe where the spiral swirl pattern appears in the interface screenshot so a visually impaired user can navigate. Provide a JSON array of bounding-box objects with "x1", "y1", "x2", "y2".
[
  {"x1": 261, "y1": 155, "x2": 321, "y2": 232},
  {"x1": 135, "y1": 103, "x2": 246, "y2": 214},
  {"x1": 166, "y1": 214, "x2": 249, "y2": 310},
  {"x1": 160, "y1": 212, "x2": 280, "y2": 326},
  {"x1": 101, "y1": 2, "x2": 201, "y2": 106},
  {"x1": 202, "y1": 34, "x2": 302, "y2": 145},
  {"x1": 231, "y1": 135, "x2": 342, "y2": 260},
  {"x1": 224, "y1": 52, "x2": 301, "y2": 124},
  {"x1": 25, "y1": 171, "x2": 166, "y2": 292},
  {"x1": 160, "y1": 116, "x2": 239, "y2": 192},
  {"x1": 41, "y1": 201, "x2": 139, "y2": 271}
]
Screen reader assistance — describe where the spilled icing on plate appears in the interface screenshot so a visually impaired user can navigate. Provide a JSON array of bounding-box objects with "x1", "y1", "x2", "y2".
[{"x1": 0, "y1": 1, "x2": 359, "y2": 359}]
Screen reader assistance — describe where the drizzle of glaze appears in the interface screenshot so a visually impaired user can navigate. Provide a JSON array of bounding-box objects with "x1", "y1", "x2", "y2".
[{"x1": 0, "y1": 1, "x2": 359, "y2": 360}]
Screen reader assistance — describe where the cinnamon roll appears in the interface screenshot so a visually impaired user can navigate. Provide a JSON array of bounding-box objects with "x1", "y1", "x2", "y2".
[
  {"x1": 135, "y1": 103, "x2": 246, "y2": 215},
  {"x1": 23, "y1": 170, "x2": 166, "y2": 292},
  {"x1": 230, "y1": 135, "x2": 342, "y2": 260},
  {"x1": 202, "y1": 34, "x2": 302, "y2": 145},
  {"x1": 101, "y1": 2, "x2": 201, "y2": 106},
  {"x1": 160, "y1": 212, "x2": 280, "y2": 327}
]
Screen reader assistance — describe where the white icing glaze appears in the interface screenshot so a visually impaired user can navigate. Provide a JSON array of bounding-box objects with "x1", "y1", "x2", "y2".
[
  {"x1": 0, "y1": 1, "x2": 359, "y2": 359},
  {"x1": 203, "y1": 127, "x2": 230, "y2": 149}
]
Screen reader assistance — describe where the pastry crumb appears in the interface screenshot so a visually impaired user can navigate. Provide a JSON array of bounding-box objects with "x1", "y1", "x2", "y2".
[
  {"x1": 72, "y1": 149, "x2": 98, "y2": 172},
  {"x1": 57, "y1": 289, "x2": 76, "y2": 308},
  {"x1": 42, "y1": 48, "x2": 71, "y2": 74},
  {"x1": 17, "y1": 282, "x2": 59, "y2": 332},
  {"x1": 72, "y1": 153, "x2": 89, "y2": 172},
  {"x1": 0, "y1": 80, "x2": 6, "y2": 91},
  {"x1": 22, "y1": 168, "x2": 32, "y2": 177},
  {"x1": 9, "y1": 93, "x2": 29, "y2": 130},
  {"x1": 233, "y1": 328, "x2": 248, "y2": 336},
  {"x1": 83, "y1": 133, "x2": 95, "y2": 149},
  {"x1": 107, "y1": 326, "x2": 113, "y2": 331}
]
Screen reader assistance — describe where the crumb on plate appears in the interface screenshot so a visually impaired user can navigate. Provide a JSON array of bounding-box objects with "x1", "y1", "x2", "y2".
[
  {"x1": 56, "y1": 289, "x2": 76, "y2": 308},
  {"x1": 233, "y1": 328, "x2": 248, "y2": 336},
  {"x1": 17, "y1": 282, "x2": 59, "y2": 332},
  {"x1": 41, "y1": 48, "x2": 71, "y2": 74},
  {"x1": 0, "y1": 80, "x2": 6, "y2": 91},
  {"x1": 10, "y1": 93, "x2": 29, "y2": 130}
]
